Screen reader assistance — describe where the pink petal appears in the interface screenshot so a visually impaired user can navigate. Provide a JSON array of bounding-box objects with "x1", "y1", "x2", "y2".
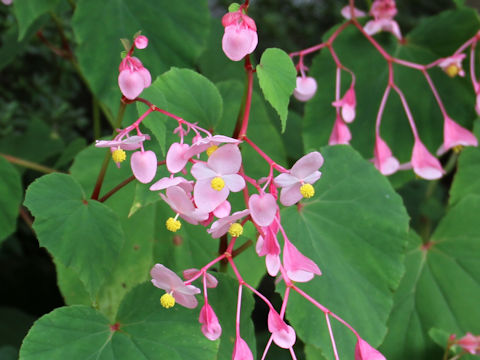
[
  {"x1": 213, "y1": 200, "x2": 231, "y2": 218},
  {"x1": 267, "y1": 310, "x2": 296, "y2": 349},
  {"x1": 355, "y1": 337, "x2": 386, "y2": 360},
  {"x1": 222, "y1": 25, "x2": 257, "y2": 61},
  {"x1": 131, "y1": 150, "x2": 157, "y2": 183},
  {"x1": 274, "y1": 173, "x2": 299, "y2": 188},
  {"x1": 279, "y1": 183, "x2": 303, "y2": 207},
  {"x1": 208, "y1": 209, "x2": 250, "y2": 238},
  {"x1": 138, "y1": 67, "x2": 152, "y2": 88},
  {"x1": 194, "y1": 179, "x2": 229, "y2": 213},
  {"x1": 223, "y1": 174, "x2": 246, "y2": 192},
  {"x1": 364, "y1": 20, "x2": 382, "y2": 36},
  {"x1": 249, "y1": 193, "x2": 278, "y2": 227},
  {"x1": 411, "y1": 140, "x2": 444, "y2": 180},
  {"x1": 233, "y1": 336, "x2": 254, "y2": 360},
  {"x1": 266, "y1": 254, "x2": 281, "y2": 276},
  {"x1": 173, "y1": 291, "x2": 198, "y2": 309},
  {"x1": 341, "y1": 5, "x2": 366, "y2": 19},
  {"x1": 163, "y1": 185, "x2": 195, "y2": 214},
  {"x1": 191, "y1": 162, "x2": 218, "y2": 180},
  {"x1": 118, "y1": 69, "x2": 145, "y2": 100},
  {"x1": 443, "y1": 117, "x2": 478, "y2": 151},
  {"x1": 208, "y1": 144, "x2": 242, "y2": 175},
  {"x1": 457, "y1": 333, "x2": 480, "y2": 354},
  {"x1": 166, "y1": 143, "x2": 190, "y2": 174},
  {"x1": 183, "y1": 269, "x2": 218, "y2": 288},
  {"x1": 150, "y1": 264, "x2": 183, "y2": 291},
  {"x1": 373, "y1": 136, "x2": 399, "y2": 176},
  {"x1": 134, "y1": 35, "x2": 148, "y2": 49},
  {"x1": 199, "y1": 304, "x2": 222, "y2": 341},
  {"x1": 283, "y1": 238, "x2": 321, "y2": 282},
  {"x1": 290, "y1": 151, "x2": 324, "y2": 179},
  {"x1": 150, "y1": 176, "x2": 192, "y2": 192},
  {"x1": 329, "y1": 116, "x2": 352, "y2": 145},
  {"x1": 293, "y1": 76, "x2": 317, "y2": 102}
]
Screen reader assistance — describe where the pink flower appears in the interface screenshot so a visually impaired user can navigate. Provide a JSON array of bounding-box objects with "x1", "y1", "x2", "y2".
[
  {"x1": 213, "y1": 200, "x2": 232, "y2": 218},
  {"x1": 332, "y1": 86, "x2": 356, "y2": 123},
  {"x1": 438, "y1": 54, "x2": 466, "y2": 77},
  {"x1": 184, "y1": 135, "x2": 241, "y2": 160},
  {"x1": 283, "y1": 238, "x2": 321, "y2": 282},
  {"x1": 457, "y1": 333, "x2": 480, "y2": 355},
  {"x1": 183, "y1": 269, "x2": 218, "y2": 288},
  {"x1": 355, "y1": 337, "x2": 386, "y2": 360},
  {"x1": 2, "y1": 0, "x2": 13, "y2": 5},
  {"x1": 160, "y1": 186, "x2": 209, "y2": 225},
  {"x1": 118, "y1": 56, "x2": 151, "y2": 100},
  {"x1": 274, "y1": 151, "x2": 323, "y2": 206},
  {"x1": 166, "y1": 142, "x2": 191, "y2": 174},
  {"x1": 150, "y1": 264, "x2": 201, "y2": 309},
  {"x1": 373, "y1": 135, "x2": 399, "y2": 175},
  {"x1": 149, "y1": 176, "x2": 193, "y2": 193},
  {"x1": 411, "y1": 139, "x2": 444, "y2": 180},
  {"x1": 268, "y1": 309, "x2": 296, "y2": 349},
  {"x1": 329, "y1": 115, "x2": 352, "y2": 145},
  {"x1": 341, "y1": 6, "x2": 367, "y2": 19},
  {"x1": 134, "y1": 35, "x2": 148, "y2": 49},
  {"x1": 222, "y1": 10, "x2": 258, "y2": 61},
  {"x1": 438, "y1": 117, "x2": 478, "y2": 155},
  {"x1": 249, "y1": 193, "x2": 278, "y2": 227},
  {"x1": 131, "y1": 150, "x2": 157, "y2": 183},
  {"x1": 95, "y1": 135, "x2": 149, "y2": 151},
  {"x1": 256, "y1": 219, "x2": 281, "y2": 276},
  {"x1": 208, "y1": 209, "x2": 250, "y2": 238},
  {"x1": 233, "y1": 336, "x2": 254, "y2": 360},
  {"x1": 191, "y1": 144, "x2": 246, "y2": 213},
  {"x1": 364, "y1": 18, "x2": 402, "y2": 39},
  {"x1": 370, "y1": 0, "x2": 397, "y2": 20},
  {"x1": 293, "y1": 76, "x2": 318, "y2": 102},
  {"x1": 199, "y1": 303, "x2": 222, "y2": 341}
]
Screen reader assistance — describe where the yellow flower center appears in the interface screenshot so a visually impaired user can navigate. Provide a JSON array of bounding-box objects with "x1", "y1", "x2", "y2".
[
  {"x1": 112, "y1": 149, "x2": 126, "y2": 163},
  {"x1": 445, "y1": 64, "x2": 460, "y2": 78},
  {"x1": 228, "y1": 223, "x2": 243, "y2": 237},
  {"x1": 166, "y1": 217, "x2": 181, "y2": 232},
  {"x1": 300, "y1": 183, "x2": 315, "y2": 199},
  {"x1": 160, "y1": 293, "x2": 175, "y2": 308},
  {"x1": 210, "y1": 177, "x2": 225, "y2": 191},
  {"x1": 206, "y1": 145, "x2": 218, "y2": 157},
  {"x1": 453, "y1": 145, "x2": 464, "y2": 154}
]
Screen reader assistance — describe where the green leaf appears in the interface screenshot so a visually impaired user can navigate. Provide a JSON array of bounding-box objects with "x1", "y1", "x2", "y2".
[
  {"x1": 0, "y1": 307, "x2": 36, "y2": 349},
  {"x1": 380, "y1": 196, "x2": 480, "y2": 359},
  {"x1": 279, "y1": 146, "x2": 408, "y2": 359},
  {"x1": 0, "y1": 156, "x2": 22, "y2": 243},
  {"x1": 256, "y1": 48, "x2": 296, "y2": 132},
  {"x1": 228, "y1": 3, "x2": 241, "y2": 12},
  {"x1": 20, "y1": 283, "x2": 219, "y2": 360},
  {"x1": 24, "y1": 173, "x2": 125, "y2": 297},
  {"x1": 428, "y1": 327, "x2": 451, "y2": 350},
  {"x1": 13, "y1": 0, "x2": 61, "y2": 40},
  {"x1": 72, "y1": 0, "x2": 211, "y2": 117}
]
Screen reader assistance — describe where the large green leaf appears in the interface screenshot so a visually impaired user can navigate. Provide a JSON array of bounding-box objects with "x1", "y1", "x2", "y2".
[
  {"x1": 0, "y1": 156, "x2": 22, "y2": 243},
  {"x1": 13, "y1": 0, "x2": 61, "y2": 40},
  {"x1": 72, "y1": 0, "x2": 210, "y2": 117},
  {"x1": 380, "y1": 196, "x2": 480, "y2": 359},
  {"x1": 256, "y1": 48, "x2": 296, "y2": 132},
  {"x1": 19, "y1": 283, "x2": 219, "y2": 360},
  {"x1": 279, "y1": 146, "x2": 408, "y2": 359},
  {"x1": 24, "y1": 173, "x2": 125, "y2": 298}
]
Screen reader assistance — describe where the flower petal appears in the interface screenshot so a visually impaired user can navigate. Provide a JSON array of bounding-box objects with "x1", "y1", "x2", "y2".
[
  {"x1": 249, "y1": 193, "x2": 278, "y2": 227},
  {"x1": 194, "y1": 179, "x2": 229, "y2": 213},
  {"x1": 208, "y1": 144, "x2": 242, "y2": 174},
  {"x1": 131, "y1": 150, "x2": 157, "y2": 183},
  {"x1": 290, "y1": 151, "x2": 324, "y2": 179}
]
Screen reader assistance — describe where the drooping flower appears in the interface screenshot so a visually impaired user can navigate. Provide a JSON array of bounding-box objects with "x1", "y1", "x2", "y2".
[
  {"x1": 355, "y1": 337, "x2": 386, "y2": 360},
  {"x1": 332, "y1": 86, "x2": 356, "y2": 123},
  {"x1": 160, "y1": 186, "x2": 209, "y2": 229},
  {"x1": 364, "y1": 0, "x2": 402, "y2": 39},
  {"x1": 341, "y1": 5, "x2": 367, "y2": 19},
  {"x1": 438, "y1": 54, "x2": 466, "y2": 78},
  {"x1": 373, "y1": 135, "x2": 400, "y2": 175},
  {"x1": 118, "y1": 55, "x2": 151, "y2": 100},
  {"x1": 293, "y1": 76, "x2": 318, "y2": 102},
  {"x1": 222, "y1": 9, "x2": 258, "y2": 61},
  {"x1": 183, "y1": 269, "x2": 218, "y2": 288},
  {"x1": 329, "y1": 115, "x2": 352, "y2": 145},
  {"x1": 249, "y1": 193, "x2": 278, "y2": 227},
  {"x1": 199, "y1": 303, "x2": 222, "y2": 341},
  {"x1": 267, "y1": 309, "x2": 296, "y2": 349},
  {"x1": 232, "y1": 336, "x2": 254, "y2": 360},
  {"x1": 411, "y1": 139, "x2": 444, "y2": 180},
  {"x1": 131, "y1": 150, "x2": 157, "y2": 183},
  {"x1": 437, "y1": 116, "x2": 478, "y2": 155},
  {"x1": 457, "y1": 332, "x2": 480, "y2": 355},
  {"x1": 283, "y1": 237, "x2": 321, "y2": 282},
  {"x1": 256, "y1": 217, "x2": 281, "y2": 276},
  {"x1": 208, "y1": 209, "x2": 250, "y2": 238},
  {"x1": 274, "y1": 151, "x2": 323, "y2": 206},
  {"x1": 191, "y1": 144, "x2": 246, "y2": 213},
  {"x1": 150, "y1": 264, "x2": 201, "y2": 309},
  {"x1": 370, "y1": 0, "x2": 397, "y2": 20}
]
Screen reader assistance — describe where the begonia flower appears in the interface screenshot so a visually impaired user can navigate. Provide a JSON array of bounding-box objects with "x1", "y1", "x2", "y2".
[
  {"x1": 293, "y1": 76, "x2": 318, "y2": 102},
  {"x1": 166, "y1": 142, "x2": 191, "y2": 174},
  {"x1": 355, "y1": 337, "x2": 386, "y2": 360},
  {"x1": 199, "y1": 303, "x2": 222, "y2": 341},
  {"x1": 457, "y1": 332, "x2": 480, "y2": 355},
  {"x1": 208, "y1": 209, "x2": 250, "y2": 238},
  {"x1": 249, "y1": 193, "x2": 277, "y2": 227},
  {"x1": 268, "y1": 309, "x2": 296, "y2": 349},
  {"x1": 437, "y1": 116, "x2": 478, "y2": 155},
  {"x1": 256, "y1": 217, "x2": 281, "y2": 276},
  {"x1": 274, "y1": 151, "x2": 323, "y2": 206},
  {"x1": 131, "y1": 150, "x2": 157, "y2": 183},
  {"x1": 191, "y1": 144, "x2": 246, "y2": 213},
  {"x1": 118, "y1": 56, "x2": 151, "y2": 100},
  {"x1": 364, "y1": 18, "x2": 402, "y2": 40},
  {"x1": 160, "y1": 186, "x2": 209, "y2": 226},
  {"x1": 95, "y1": 135, "x2": 149, "y2": 151},
  {"x1": 438, "y1": 54, "x2": 466, "y2": 77},
  {"x1": 332, "y1": 86, "x2": 357, "y2": 123},
  {"x1": 411, "y1": 139, "x2": 444, "y2": 180},
  {"x1": 233, "y1": 336, "x2": 254, "y2": 360},
  {"x1": 373, "y1": 135, "x2": 400, "y2": 175},
  {"x1": 150, "y1": 264, "x2": 201, "y2": 309},
  {"x1": 283, "y1": 237, "x2": 321, "y2": 282},
  {"x1": 183, "y1": 269, "x2": 218, "y2": 288},
  {"x1": 150, "y1": 176, "x2": 194, "y2": 193},
  {"x1": 341, "y1": 5, "x2": 367, "y2": 19},
  {"x1": 134, "y1": 35, "x2": 148, "y2": 49},
  {"x1": 370, "y1": 0, "x2": 397, "y2": 20},
  {"x1": 184, "y1": 135, "x2": 241, "y2": 160},
  {"x1": 329, "y1": 115, "x2": 352, "y2": 145},
  {"x1": 222, "y1": 10, "x2": 258, "y2": 61}
]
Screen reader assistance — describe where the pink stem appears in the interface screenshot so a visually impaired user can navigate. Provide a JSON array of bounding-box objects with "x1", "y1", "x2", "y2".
[
  {"x1": 235, "y1": 284, "x2": 243, "y2": 335},
  {"x1": 335, "y1": 67, "x2": 341, "y2": 116},
  {"x1": 261, "y1": 337, "x2": 274, "y2": 360},
  {"x1": 243, "y1": 281, "x2": 276, "y2": 312},
  {"x1": 471, "y1": 41, "x2": 478, "y2": 91},
  {"x1": 392, "y1": 84, "x2": 419, "y2": 139},
  {"x1": 289, "y1": 347, "x2": 298, "y2": 360},
  {"x1": 238, "y1": 56, "x2": 254, "y2": 139},
  {"x1": 393, "y1": 58, "x2": 425, "y2": 70},
  {"x1": 422, "y1": 69, "x2": 448, "y2": 118},
  {"x1": 227, "y1": 256, "x2": 244, "y2": 283},
  {"x1": 243, "y1": 136, "x2": 288, "y2": 172},
  {"x1": 325, "y1": 313, "x2": 340, "y2": 360},
  {"x1": 184, "y1": 254, "x2": 226, "y2": 285},
  {"x1": 375, "y1": 85, "x2": 391, "y2": 135}
]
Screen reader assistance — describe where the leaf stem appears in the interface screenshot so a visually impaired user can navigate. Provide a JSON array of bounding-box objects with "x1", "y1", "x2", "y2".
[{"x1": 0, "y1": 153, "x2": 59, "y2": 173}]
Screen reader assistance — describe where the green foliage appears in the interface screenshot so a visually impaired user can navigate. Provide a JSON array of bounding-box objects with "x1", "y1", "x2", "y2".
[
  {"x1": 13, "y1": 0, "x2": 61, "y2": 40},
  {"x1": 0, "y1": 156, "x2": 22, "y2": 243}
]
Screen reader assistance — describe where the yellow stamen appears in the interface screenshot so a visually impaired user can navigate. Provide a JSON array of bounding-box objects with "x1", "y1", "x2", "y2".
[
  {"x1": 453, "y1": 145, "x2": 464, "y2": 154},
  {"x1": 210, "y1": 177, "x2": 225, "y2": 191},
  {"x1": 112, "y1": 149, "x2": 126, "y2": 163},
  {"x1": 160, "y1": 293, "x2": 175, "y2": 308},
  {"x1": 206, "y1": 145, "x2": 218, "y2": 157},
  {"x1": 445, "y1": 64, "x2": 460, "y2": 78},
  {"x1": 166, "y1": 217, "x2": 181, "y2": 232},
  {"x1": 300, "y1": 183, "x2": 315, "y2": 199},
  {"x1": 228, "y1": 223, "x2": 243, "y2": 237}
]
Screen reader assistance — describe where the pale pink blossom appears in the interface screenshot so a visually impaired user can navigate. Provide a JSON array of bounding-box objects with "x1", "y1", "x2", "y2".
[
  {"x1": 332, "y1": 86, "x2": 357, "y2": 123},
  {"x1": 341, "y1": 5, "x2": 367, "y2": 19},
  {"x1": 199, "y1": 303, "x2": 222, "y2": 341},
  {"x1": 457, "y1": 333, "x2": 480, "y2": 355},
  {"x1": 191, "y1": 144, "x2": 246, "y2": 213},
  {"x1": 329, "y1": 115, "x2": 352, "y2": 145},
  {"x1": 268, "y1": 309, "x2": 296, "y2": 349},
  {"x1": 370, "y1": 0, "x2": 397, "y2": 20},
  {"x1": 355, "y1": 337, "x2": 386, "y2": 360},
  {"x1": 95, "y1": 135, "x2": 149, "y2": 151},
  {"x1": 411, "y1": 139, "x2": 444, "y2": 180},
  {"x1": 438, "y1": 54, "x2": 466, "y2": 77},
  {"x1": 149, "y1": 176, "x2": 193, "y2": 193},
  {"x1": 208, "y1": 209, "x2": 250, "y2": 238},
  {"x1": 160, "y1": 186, "x2": 209, "y2": 225},
  {"x1": 249, "y1": 193, "x2": 278, "y2": 227},
  {"x1": 364, "y1": 18, "x2": 402, "y2": 40},
  {"x1": 118, "y1": 56, "x2": 151, "y2": 100},
  {"x1": 150, "y1": 264, "x2": 201, "y2": 309},
  {"x1": 184, "y1": 135, "x2": 241, "y2": 160},
  {"x1": 256, "y1": 218, "x2": 281, "y2": 276},
  {"x1": 183, "y1": 269, "x2": 218, "y2": 288},
  {"x1": 1, "y1": 0, "x2": 12, "y2": 5},
  {"x1": 437, "y1": 117, "x2": 478, "y2": 155},
  {"x1": 232, "y1": 336, "x2": 254, "y2": 360},
  {"x1": 293, "y1": 76, "x2": 318, "y2": 102},
  {"x1": 131, "y1": 150, "x2": 157, "y2": 183},
  {"x1": 274, "y1": 151, "x2": 323, "y2": 206},
  {"x1": 134, "y1": 35, "x2": 148, "y2": 49},
  {"x1": 373, "y1": 135, "x2": 399, "y2": 175},
  {"x1": 283, "y1": 237, "x2": 321, "y2": 282},
  {"x1": 213, "y1": 200, "x2": 231, "y2": 218},
  {"x1": 166, "y1": 142, "x2": 191, "y2": 174},
  {"x1": 222, "y1": 10, "x2": 258, "y2": 61}
]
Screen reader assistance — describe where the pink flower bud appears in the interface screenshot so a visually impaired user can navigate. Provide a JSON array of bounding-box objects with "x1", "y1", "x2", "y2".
[
  {"x1": 440, "y1": 117, "x2": 478, "y2": 154},
  {"x1": 199, "y1": 303, "x2": 222, "y2": 341},
  {"x1": 355, "y1": 337, "x2": 386, "y2": 360},
  {"x1": 267, "y1": 309, "x2": 296, "y2": 349},
  {"x1": 131, "y1": 150, "x2": 157, "y2": 183},
  {"x1": 134, "y1": 35, "x2": 148, "y2": 49},
  {"x1": 293, "y1": 76, "x2": 318, "y2": 102},
  {"x1": 233, "y1": 336, "x2": 254, "y2": 360},
  {"x1": 411, "y1": 140, "x2": 444, "y2": 180},
  {"x1": 249, "y1": 193, "x2": 277, "y2": 227},
  {"x1": 373, "y1": 135, "x2": 399, "y2": 175},
  {"x1": 221, "y1": 10, "x2": 258, "y2": 61},
  {"x1": 328, "y1": 115, "x2": 352, "y2": 145}
]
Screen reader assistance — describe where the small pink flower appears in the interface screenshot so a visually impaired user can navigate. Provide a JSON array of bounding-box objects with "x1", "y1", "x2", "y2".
[
  {"x1": 364, "y1": 18, "x2": 402, "y2": 40},
  {"x1": 438, "y1": 117, "x2": 478, "y2": 154},
  {"x1": 183, "y1": 269, "x2": 218, "y2": 288},
  {"x1": 411, "y1": 139, "x2": 444, "y2": 180},
  {"x1": 134, "y1": 35, "x2": 148, "y2": 49},
  {"x1": 373, "y1": 135, "x2": 399, "y2": 176},
  {"x1": 438, "y1": 54, "x2": 466, "y2": 77},
  {"x1": 131, "y1": 150, "x2": 157, "y2": 183},
  {"x1": 149, "y1": 176, "x2": 193, "y2": 193},
  {"x1": 222, "y1": 10, "x2": 258, "y2": 61},
  {"x1": 268, "y1": 309, "x2": 296, "y2": 349},
  {"x1": 283, "y1": 238, "x2": 321, "y2": 282},
  {"x1": 332, "y1": 86, "x2": 356, "y2": 123},
  {"x1": 208, "y1": 209, "x2": 250, "y2": 238},
  {"x1": 95, "y1": 135, "x2": 149, "y2": 151},
  {"x1": 249, "y1": 193, "x2": 278, "y2": 227},
  {"x1": 256, "y1": 219, "x2": 281, "y2": 276},
  {"x1": 191, "y1": 144, "x2": 246, "y2": 213},
  {"x1": 274, "y1": 151, "x2": 323, "y2": 206},
  {"x1": 355, "y1": 337, "x2": 386, "y2": 360},
  {"x1": 199, "y1": 303, "x2": 222, "y2": 341},
  {"x1": 293, "y1": 76, "x2": 318, "y2": 102},
  {"x1": 184, "y1": 135, "x2": 241, "y2": 160},
  {"x1": 118, "y1": 56, "x2": 151, "y2": 100},
  {"x1": 150, "y1": 264, "x2": 201, "y2": 309},
  {"x1": 457, "y1": 332, "x2": 480, "y2": 355},
  {"x1": 329, "y1": 115, "x2": 352, "y2": 145},
  {"x1": 166, "y1": 142, "x2": 191, "y2": 174},
  {"x1": 370, "y1": 0, "x2": 397, "y2": 20},
  {"x1": 160, "y1": 186, "x2": 209, "y2": 225},
  {"x1": 233, "y1": 336, "x2": 254, "y2": 360},
  {"x1": 341, "y1": 6, "x2": 367, "y2": 19}
]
